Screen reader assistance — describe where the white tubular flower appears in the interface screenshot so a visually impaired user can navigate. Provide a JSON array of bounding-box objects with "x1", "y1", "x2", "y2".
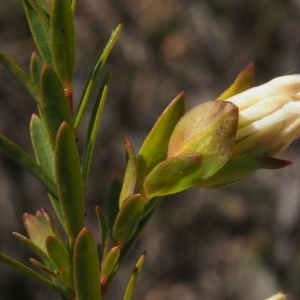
[
  {"x1": 265, "y1": 293, "x2": 286, "y2": 300},
  {"x1": 226, "y1": 75, "x2": 300, "y2": 156}
]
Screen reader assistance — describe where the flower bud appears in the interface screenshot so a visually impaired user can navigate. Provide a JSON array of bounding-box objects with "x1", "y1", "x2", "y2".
[
  {"x1": 225, "y1": 75, "x2": 300, "y2": 156},
  {"x1": 142, "y1": 65, "x2": 299, "y2": 196},
  {"x1": 167, "y1": 100, "x2": 238, "y2": 179}
]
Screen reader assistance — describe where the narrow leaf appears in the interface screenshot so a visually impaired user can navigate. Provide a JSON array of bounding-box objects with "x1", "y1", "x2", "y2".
[
  {"x1": 30, "y1": 52, "x2": 44, "y2": 86},
  {"x1": 55, "y1": 122, "x2": 84, "y2": 244},
  {"x1": 194, "y1": 155, "x2": 292, "y2": 188},
  {"x1": 23, "y1": 0, "x2": 54, "y2": 65},
  {"x1": 119, "y1": 139, "x2": 137, "y2": 207},
  {"x1": 95, "y1": 206, "x2": 109, "y2": 261},
  {"x1": 0, "y1": 51, "x2": 41, "y2": 105},
  {"x1": 75, "y1": 23, "x2": 122, "y2": 128},
  {"x1": 81, "y1": 73, "x2": 110, "y2": 188},
  {"x1": 0, "y1": 252, "x2": 70, "y2": 297},
  {"x1": 137, "y1": 92, "x2": 185, "y2": 184},
  {"x1": 100, "y1": 246, "x2": 120, "y2": 289},
  {"x1": 113, "y1": 194, "x2": 144, "y2": 247},
  {"x1": 218, "y1": 62, "x2": 255, "y2": 100},
  {"x1": 73, "y1": 228, "x2": 102, "y2": 300},
  {"x1": 30, "y1": 122, "x2": 65, "y2": 227},
  {"x1": 46, "y1": 236, "x2": 71, "y2": 271},
  {"x1": 50, "y1": 0, "x2": 75, "y2": 82},
  {"x1": 29, "y1": 258, "x2": 58, "y2": 277},
  {"x1": 0, "y1": 134, "x2": 57, "y2": 197},
  {"x1": 123, "y1": 252, "x2": 146, "y2": 300},
  {"x1": 107, "y1": 179, "x2": 122, "y2": 237},
  {"x1": 30, "y1": 114, "x2": 55, "y2": 181},
  {"x1": 40, "y1": 65, "x2": 73, "y2": 147},
  {"x1": 36, "y1": 0, "x2": 50, "y2": 16},
  {"x1": 13, "y1": 232, "x2": 49, "y2": 261}
]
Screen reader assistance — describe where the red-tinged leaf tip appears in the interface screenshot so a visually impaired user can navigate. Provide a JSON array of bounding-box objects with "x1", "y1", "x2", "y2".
[
  {"x1": 261, "y1": 157, "x2": 292, "y2": 169},
  {"x1": 238, "y1": 62, "x2": 255, "y2": 77}
]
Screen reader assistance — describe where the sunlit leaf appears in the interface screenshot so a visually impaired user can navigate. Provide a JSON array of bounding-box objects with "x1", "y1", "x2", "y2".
[
  {"x1": 30, "y1": 114, "x2": 55, "y2": 181},
  {"x1": 55, "y1": 122, "x2": 84, "y2": 244},
  {"x1": 119, "y1": 139, "x2": 137, "y2": 207},
  {"x1": 74, "y1": 23, "x2": 122, "y2": 128},
  {"x1": 81, "y1": 73, "x2": 110, "y2": 188},
  {"x1": 218, "y1": 62, "x2": 255, "y2": 100},
  {"x1": 123, "y1": 252, "x2": 146, "y2": 300},
  {"x1": 143, "y1": 154, "x2": 202, "y2": 199},
  {"x1": 100, "y1": 246, "x2": 120, "y2": 289},
  {"x1": 23, "y1": 0, "x2": 53, "y2": 65},
  {"x1": 73, "y1": 228, "x2": 102, "y2": 300},
  {"x1": 137, "y1": 92, "x2": 185, "y2": 184}
]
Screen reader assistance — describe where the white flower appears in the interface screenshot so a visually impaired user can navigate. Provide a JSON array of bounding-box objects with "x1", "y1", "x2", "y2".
[
  {"x1": 265, "y1": 293, "x2": 286, "y2": 300},
  {"x1": 226, "y1": 75, "x2": 300, "y2": 156}
]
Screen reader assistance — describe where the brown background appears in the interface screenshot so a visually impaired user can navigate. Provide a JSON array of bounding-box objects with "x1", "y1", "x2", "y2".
[{"x1": 1, "y1": 0, "x2": 300, "y2": 299}]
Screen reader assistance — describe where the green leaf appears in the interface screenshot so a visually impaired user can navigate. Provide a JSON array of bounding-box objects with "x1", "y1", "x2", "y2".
[
  {"x1": 113, "y1": 194, "x2": 144, "y2": 247},
  {"x1": 29, "y1": 258, "x2": 58, "y2": 277},
  {"x1": 137, "y1": 92, "x2": 185, "y2": 185},
  {"x1": 27, "y1": 0, "x2": 50, "y2": 17},
  {"x1": 23, "y1": 0, "x2": 54, "y2": 66},
  {"x1": 30, "y1": 52, "x2": 44, "y2": 86},
  {"x1": 73, "y1": 228, "x2": 102, "y2": 300},
  {"x1": 119, "y1": 139, "x2": 137, "y2": 207},
  {"x1": 40, "y1": 64, "x2": 73, "y2": 147},
  {"x1": 36, "y1": 209, "x2": 62, "y2": 242},
  {"x1": 100, "y1": 246, "x2": 120, "y2": 288},
  {"x1": 0, "y1": 134, "x2": 57, "y2": 198},
  {"x1": 107, "y1": 179, "x2": 122, "y2": 238},
  {"x1": 123, "y1": 252, "x2": 146, "y2": 300},
  {"x1": 45, "y1": 236, "x2": 73, "y2": 290},
  {"x1": 13, "y1": 232, "x2": 49, "y2": 261},
  {"x1": 95, "y1": 206, "x2": 109, "y2": 261},
  {"x1": 0, "y1": 252, "x2": 71, "y2": 297},
  {"x1": 60, "y1": 267, "x2": 73, "y2": 291},
  {"x1": 30, "y1": 114, "x2": 55, "y2": 182},
  {"x1": 194, "y1": 155, "x2": 292, "y2": 188},
  {"x1": 23, "y1": 212, "x2": 53, "y2": 254},
  {"x1": 74, "y1": 23, "x2": 122, "y2": 128},
  {"x1": 81, "y1": 73, "x2": 110, "y2": 188},
  {"x1": 45, "y1": 236, "x2": 71, "y2": 271},
  {"x1": 50, "y1": 0, "x2": 75, "y2": 82},
  {"x1": 218, "y1": 63, "x2": 255, "y2": 100},
  {"x1": 35, "y1": 0, "x2": 50, "y2": 16},
  {"x1": 0, "y1": 51, "x2": 41, "y2": 106},
  {"x1": 143, "y1": 153, "x2": 202, "y2": 199},
  {"x1": 55, "y1": 122, "x2": 84, "y2": 244},
  {"x1": 109, "y1": 198, "x2": 161, "y2": 282}
]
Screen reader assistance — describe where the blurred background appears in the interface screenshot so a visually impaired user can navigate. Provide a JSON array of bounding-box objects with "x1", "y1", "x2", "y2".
[{"x1": 1, "y1": 0, "x2": 300, "y2": 299}]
